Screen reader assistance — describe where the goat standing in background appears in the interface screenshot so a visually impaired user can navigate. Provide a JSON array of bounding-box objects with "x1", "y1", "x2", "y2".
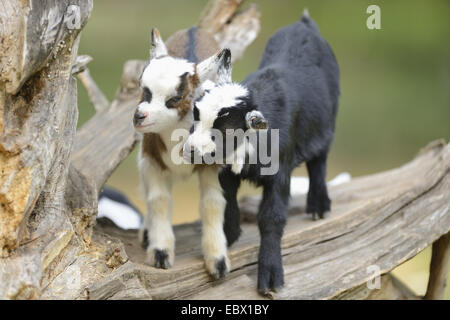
[
  {"x1": 133, "y1": 27, "x2": 233, "y2": 278},
  {"x1": 184, "y1": 11, "x2": 340, "y2": 294}
]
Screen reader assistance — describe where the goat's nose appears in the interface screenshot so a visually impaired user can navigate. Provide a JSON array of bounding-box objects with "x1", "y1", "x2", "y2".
[{"x1": 133, "y1": 111, "x2": 147, "y2": 125}]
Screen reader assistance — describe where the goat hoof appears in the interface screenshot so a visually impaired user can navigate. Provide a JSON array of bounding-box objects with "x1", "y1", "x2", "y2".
[
  {"x1": 309, "y1": 211, "x2": 330, "y2": 221},
  {"x1": 146, "y1": 248, "x2": 173, "y2": 269},
  {"x1": 319, "y1": 211, "x2": 330, "y2": 219},
  {"x1": 257, "y1": 261, "x2": 284, "y2": 295},
  {"x1": 206, "y1": 256, "x2": 230, "y2": 279},
  {"x1": 258, "y1": 288, "x2": 276, "y2": 300}
]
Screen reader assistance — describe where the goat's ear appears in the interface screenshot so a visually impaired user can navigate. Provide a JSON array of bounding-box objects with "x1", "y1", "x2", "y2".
[
  {"x1": 245, "y1": 110, "x2": 268, "y2": 130},
  {"x1": 149, "y1": 28, "x2": 168, "y2": 60},
  {"x1": 216, "y1": 48, "x2": 232, "y2": 85},
  {"x1": 197, "y1": 48, "x2": 231, "y2": 83}
]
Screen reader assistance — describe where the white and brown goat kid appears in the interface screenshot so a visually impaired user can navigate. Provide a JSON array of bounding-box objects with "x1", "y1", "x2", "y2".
[{"x1": 133, "y1": 28, "x2": 232, "y2": 278}]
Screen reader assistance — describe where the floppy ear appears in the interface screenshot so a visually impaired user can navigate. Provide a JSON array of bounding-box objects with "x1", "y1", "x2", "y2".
[
  {"x1": 216, "y1": 48, "x2": 232, "y2": 85},
  {"x1": 245, "y1": 110, "x2": 268, "y2": 130},
  {"x1": 149, "y1": 28, "x2": 168, "y2": 59},
  {"x1": 196, "y1": 48, "x2": 231, "y2": 83}
]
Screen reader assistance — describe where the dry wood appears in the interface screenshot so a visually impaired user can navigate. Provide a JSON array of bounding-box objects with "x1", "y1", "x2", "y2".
[
  {"x1": 198, "y1": 0, "x2": 245, "y2": 35},
  {"x1": 78, "y1": 140, "x2": 449, "y2": 300},
  {"x1": 72, "y1": 55, "x2": 110, "y2": 113},
  {"x1": 424, "y1": 232, "x2": 450, "y2": 300},
  {"x1": 0, "y1": 0, "x2": 93, "y2": 298},
  {"x1": 198, "y1": 0, "x2": 260, "y2": 62}
]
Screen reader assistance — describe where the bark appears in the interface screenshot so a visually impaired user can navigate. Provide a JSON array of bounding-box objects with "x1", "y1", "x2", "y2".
[
  {"x1": 424, "y1": 232, "x2": 450, "y2": 300},
  {"x1": 0, "y1": 0, "x2": 260, "y2": 299},
  {"x1": 0, "y1": 0, "x2": 93, "y2": 298},
  {"x1": 66, "y1": 140, "x2": 450, "y2": 300}
]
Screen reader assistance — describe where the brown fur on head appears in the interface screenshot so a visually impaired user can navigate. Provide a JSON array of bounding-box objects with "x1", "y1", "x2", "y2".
[{"x1": 171, "y1": 70, "x2": 200, "y2": 120}]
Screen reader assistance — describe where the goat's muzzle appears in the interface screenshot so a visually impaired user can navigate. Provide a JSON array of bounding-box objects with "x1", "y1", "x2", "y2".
[{"x1": 133, "y1": 111, "x2": 147, "y2": 127}]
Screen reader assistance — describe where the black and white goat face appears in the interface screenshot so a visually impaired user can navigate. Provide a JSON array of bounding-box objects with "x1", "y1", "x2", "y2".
[
  {"x1": 184, "y1": 51, "x2": 268, "y2": 165},
  {"x1": 133, "y1": 28, "x2": 228, "y2": 134}
]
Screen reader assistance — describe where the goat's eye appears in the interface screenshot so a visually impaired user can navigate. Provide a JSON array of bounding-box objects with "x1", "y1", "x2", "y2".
[
  {"x1": 141, "y1": 87, "x2": 152, "y2": 103},
  {"x1": 166, "y1": 96, "x2": 181, "y2": 108},
  {"x1": 193, "y1": 106, "x2": 199, "y2": 121}
]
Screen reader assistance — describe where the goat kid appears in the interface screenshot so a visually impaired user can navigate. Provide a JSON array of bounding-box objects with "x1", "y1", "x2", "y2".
[
  {"x1": 184, "y1": 12, "x2": 340, "y2": 294},
  {"x1": 133, "y1": 27, "x2": 233, "y2": 278}
]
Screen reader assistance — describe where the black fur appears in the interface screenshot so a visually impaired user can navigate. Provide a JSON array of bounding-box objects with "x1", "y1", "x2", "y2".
[
  {"x1": 219, "y1": 166, "x2": 242, "y2": 246},
  {"x1": 154, "y1": 249, "x2": 170, "y2": 269},
  {"x1": 209, "y1": 14, "x2": 340, "y2": 292}
]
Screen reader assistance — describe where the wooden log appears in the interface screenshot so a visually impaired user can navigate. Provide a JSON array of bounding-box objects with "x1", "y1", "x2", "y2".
[
  {"x1": 70, "y1": 59, "x2": 144, "y2": 193},
  {"x1": 65, "y1": 140, "x2": 449, "y2": 300},
  {"x1": 0, "y1": 0, "x2": 94, "y2": 298},
  {"x1": 198, "y1": 0, "x2": 260, "y2": 62},
  {"x1": 72, "y1": 55, "x2": 110, "y2": 112},
  {"x1": 424, "y1": 232, "x2": 450, "y2": 300},
  {"x1": 333, "y1": 274, "x2": 419, "y2": 300}
]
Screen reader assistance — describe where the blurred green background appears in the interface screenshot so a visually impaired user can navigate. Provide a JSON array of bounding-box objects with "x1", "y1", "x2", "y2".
[{"x1": 76, "y1": 0, "x2": 449, "y2": 298}]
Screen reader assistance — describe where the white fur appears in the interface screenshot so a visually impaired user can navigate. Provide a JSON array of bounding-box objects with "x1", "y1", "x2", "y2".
[
  {"x1": 136, "y1": 47, "x2": 231, "y2": 276},
  {"x1": 135, "y1": 57, "x2": 195, "y2": 133},
  {"x1": 196, "y1": 50, "x2": 224, "y2": 83},
  {"x1": 138, "y1": 155, "x2": 175, "y2": 267},
  {"x1": 290, "y1": 172, "x2": 352, "y2": 196},
  {"x1": 150, "y1": 32, "x2": 168, "y2": 59},
  {"x1": 98, "y1": 198, "x2": 142, "y2": 230},
  {"x1": 198, "y1": 166, "x2": 229, "y2": 277},
  {"x1": 185, "y1": 83, "x2": 248, "y2": 156}
]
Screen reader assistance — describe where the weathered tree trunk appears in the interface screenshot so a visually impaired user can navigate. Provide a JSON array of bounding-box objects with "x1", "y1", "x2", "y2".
[
  {"x1": 0, "y1": 0, "x2": 93, "y2": 299},
  {"x1": 84, "y1": 140, "x2": 450, "y2": 300},
  {"x1": 0, "y1": 0, "x2": 260, "y2": 299}
]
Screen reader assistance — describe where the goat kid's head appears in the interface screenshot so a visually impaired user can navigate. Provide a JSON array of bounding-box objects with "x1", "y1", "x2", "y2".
[
  {"x1": 133, "y1": 28, "x2": 229, "y2": 134},
  {"x1": 184, "y1": 49, "x2": 268, "y2": 165}
]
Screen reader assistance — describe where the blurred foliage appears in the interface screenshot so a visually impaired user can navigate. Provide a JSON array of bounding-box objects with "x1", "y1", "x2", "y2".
[{"x1": 76, "y1": 0, "x2": 449, "y2": 299}]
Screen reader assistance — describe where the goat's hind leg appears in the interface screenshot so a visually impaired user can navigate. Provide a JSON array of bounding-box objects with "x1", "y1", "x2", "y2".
[
  {"x1": 306, "y1": 152, "x2": 331, "y2": 220},
  {"x1": 199, "y1": 166, "x2": 230, "y2": 279}
]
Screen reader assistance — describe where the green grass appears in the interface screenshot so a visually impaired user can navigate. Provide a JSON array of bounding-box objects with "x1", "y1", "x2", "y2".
[{"x1": 77, "y1": 0, "x2": 449, "y2": 299}]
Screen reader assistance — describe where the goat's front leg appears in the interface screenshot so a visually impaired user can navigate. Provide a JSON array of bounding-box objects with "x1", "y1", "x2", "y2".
[
  {"x1": 257, "y1": 174, "x2": 289, "y2": 295},
  {"x1": 138, "y1": 158, "x2": 174, "y2": 269},
  {"x1": 198, "y1": 166, "x2": 229, "y2": 279},
  {"x1": 219, "y1": 166, "x2": 242, "y2": 247}
]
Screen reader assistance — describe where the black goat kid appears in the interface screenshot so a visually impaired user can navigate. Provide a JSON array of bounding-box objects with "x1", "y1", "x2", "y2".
[{"x1": 184, "y1": 12, "x2": 340, "y2": 294}]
